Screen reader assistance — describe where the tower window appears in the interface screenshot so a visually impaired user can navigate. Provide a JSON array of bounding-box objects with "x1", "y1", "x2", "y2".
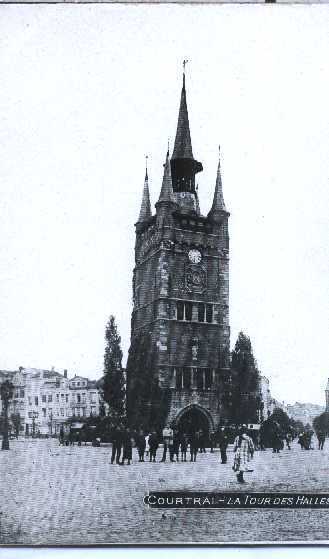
[
  {"x1": 177, "y1": 302, "x2": 184, "y2": 321},
  {"x1": 176, "y1": 368, "x2": 183, "y2": 389},
  {"x1": 185, "y1": 302, "x2": 192, "y2": 321},
  {"x1": 206, "y1": 304, "x2": 213, "y2": 323},
  {"x1": 176, "y1": 301, "x2": 192, "y2": 321},
  {"x1": 183, "y1": 368, "x2": 191, "y2": 389},
  {"x1": 198, "y1": 303, "x2": 205, "y2": 322},
  {"x1": 205, "y1": 369, "x2": 212, "y2": 390}
]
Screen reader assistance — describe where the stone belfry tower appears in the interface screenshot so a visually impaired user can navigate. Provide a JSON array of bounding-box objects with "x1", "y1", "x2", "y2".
[{"x1": 127, "y1": 70, "x2": 230, "y2": 432}]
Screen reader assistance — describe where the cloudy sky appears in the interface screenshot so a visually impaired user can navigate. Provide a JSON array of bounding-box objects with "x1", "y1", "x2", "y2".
[{"x1": 0, "y1": 4, "x2": 328, "y2": 405}]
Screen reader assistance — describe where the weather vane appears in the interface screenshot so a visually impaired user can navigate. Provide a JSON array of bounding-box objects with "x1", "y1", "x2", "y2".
[{"x1": 183, "y1": 59, "x2": 189, "y2": 74}]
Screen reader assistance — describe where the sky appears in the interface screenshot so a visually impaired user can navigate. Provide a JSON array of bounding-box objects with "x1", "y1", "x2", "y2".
[{"x1": 0, "y1": 4, "x2": 328, "y2": 405}]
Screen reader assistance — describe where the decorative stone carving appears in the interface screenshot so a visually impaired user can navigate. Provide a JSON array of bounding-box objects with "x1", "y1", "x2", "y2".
[{"x1": 185, "y1": 264, "x2": 207, "y2": 293}]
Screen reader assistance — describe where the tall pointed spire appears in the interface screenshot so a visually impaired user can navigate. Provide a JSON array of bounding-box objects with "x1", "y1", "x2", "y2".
[
  {"x1": 172, "y1": 63, "x2": 193, "y2": 160},
  {"x1": 157, "y1": 150, "x2": 176, "y2": 205},
  {"x1": 209, "y1": 145, "x2": 227, "y2": 216},
  {"x1": 171, "y1": 62, "x2": 203, "y2": 195},
  {"x1": 137, "y1": 157, "x2": 152, "y2": 222}
]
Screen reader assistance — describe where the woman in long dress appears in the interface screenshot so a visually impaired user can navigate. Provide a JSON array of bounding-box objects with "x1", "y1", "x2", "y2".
[{"x1": 233, "y1": 427, "x2": 255, "y2": 483}]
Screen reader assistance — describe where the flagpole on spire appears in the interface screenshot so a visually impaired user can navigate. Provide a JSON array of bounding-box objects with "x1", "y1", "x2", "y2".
[
  {"x1": 145, "y1": 154, "x2": 148, "y2": 180},
  {"x1": 183, "y1": 59, "x2": 188, "y2": 89}
]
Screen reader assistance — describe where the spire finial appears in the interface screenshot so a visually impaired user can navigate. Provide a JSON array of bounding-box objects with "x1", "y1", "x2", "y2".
[
  {"x1": 145, "y1": 154, "x2": 148, "y2": 180},
  {"x1": 167, "y1": 138, "x2": 170, "y2": 156},
  {"x1": 183, "y1": 59, "x2": 188, "y2": 89},
  {"x1": 208, "y1": 145, "x2": 227, "y2": 217}
]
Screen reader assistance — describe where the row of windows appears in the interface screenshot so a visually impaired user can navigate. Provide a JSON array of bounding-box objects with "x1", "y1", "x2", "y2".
[
  {"x1": 176, "y1": 302, "x2": 213, "y2": 323},
  {"x1": 174, "y1": 368, "x2": 214, "y2": 390},
  {"x1": 29, "y1": 407, "x2": 97, "y2": 419},
  {"x1": 70, "y1": 381, "x2": 87, "y2": 388},
  {"x1": 27, "y1": 393, "x2": 97, "y2": 406}
]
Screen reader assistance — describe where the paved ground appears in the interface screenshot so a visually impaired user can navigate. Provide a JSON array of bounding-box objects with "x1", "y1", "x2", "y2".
[{"x1": 1, "y1": 438, "x2": 329, "y2": 544}]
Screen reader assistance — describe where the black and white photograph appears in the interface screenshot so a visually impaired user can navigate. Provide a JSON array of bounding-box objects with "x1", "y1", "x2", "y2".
[{"x1": 0, "y1": 3, "x2": 329, "y2": 546}]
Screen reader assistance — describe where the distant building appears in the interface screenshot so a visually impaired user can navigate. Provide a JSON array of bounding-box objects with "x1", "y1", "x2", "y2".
[
  {"x1": 325, "y1": 378, "x2": 329, "y2": 412},
  {"x1": 286, "y1": 402, "x2": 325, "y2": 427},
  {"x1": 259, "y1": 376, "x2": 273, "y2": 419},
  {"x1": 0, "y1": 367, "x2": 104, "y2": 436},
  {"x1": 68, "y1": 375, "x2": 101, "y2": 419}
]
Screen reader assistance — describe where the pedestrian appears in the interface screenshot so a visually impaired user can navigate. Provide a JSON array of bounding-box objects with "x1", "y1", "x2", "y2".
[
  {"x1": 317, "y1": 431, "x2": 325, "y2": 450},
  {"x1": 298, "y1": 432, "x2": 305, "y2": 450},
  {"x1": 111, "y1": 424, "x2": 123, "y2": 464},
  {"x1": 209, "y1": 430, "x2": 216, "y2": 453},
  {"x1": 190, "y1": 431, "x2": 198, "y2": 462},
  {"x1": 149, "y1": 431, "x2": 159, "y2": 462},
  {"x1": 271, "y1": 425, "x2": 282, "y2": 453},
  {"x1": 145, "y1": 432, "x2": 151, "y2": 457},
  {"x1": 285, "y1": 432, "x2": 292, "y2": 450},
  {"x1": 59, "y1": 425, "x2": 65, "y2": 446},
  {"x1": 198, "y1": 430, "x2": 206, "y2": 453},
  {"x1": 160, "y1": 424, "x2": 174, "y2": 462},
  {"x1": 136, "y1": 428, "x2": 146, "y2": 462},
  {"x1": 218, "y1": 427, "x2": 229, "y2": 464},
  {"x1": 120, "y1": 428, "x2": 132, "y2": 465},
  {"x1": 232, "y1": 426, "x2": 255, "y2": 483},
  {"x1": 172, "y1": 429, "x2": 180, "y2": 462},
  {"x1": 180, "y1": 433, "x2": 188, "y2": 462}
]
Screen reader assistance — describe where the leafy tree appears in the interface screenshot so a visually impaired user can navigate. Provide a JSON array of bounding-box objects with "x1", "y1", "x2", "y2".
[
  {"x1": 230, "y1": 332, "x2": 261, "y2": 424},
  {"x1": 270, "y1": 407, "x2": 291, "y2": 433},
  {"x1": 103, "y1": 315, "x2": 125, "y2": 424},
  {"x1": 126, "y1": 332, "x2": 171, "y2": 431},
  {"x1": 313, "y1": 412, "x2": 329, "y2": 435}
]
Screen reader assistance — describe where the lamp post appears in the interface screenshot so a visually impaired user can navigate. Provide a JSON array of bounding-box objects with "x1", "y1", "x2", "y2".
[
  {"x1": 1, "y1": 380, "x2": 14, "y2": 450},
  {"x1": 31, "y1": 411, "x2": 38, "y2": 438},
  {"x1": 49, "y1": 411, "x2": 53, "y2": 436}
]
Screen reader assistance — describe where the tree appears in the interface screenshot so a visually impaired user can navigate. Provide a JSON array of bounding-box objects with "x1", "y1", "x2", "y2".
[
  {"x1": 103, "y1": 315, "x2": 125, "y2": 424},
  {"x1": 313, "y1": 412, "x2": 329, "y2": 436},
  {"x1": 126, "y1": 332, "x2": 171, "y2": 432},
  {"x1": 1, "y1": 380, "x2": 14, "y2": 450},
  {"x1": 230, "y1": 332, "x2": 261, "y2": 424}
]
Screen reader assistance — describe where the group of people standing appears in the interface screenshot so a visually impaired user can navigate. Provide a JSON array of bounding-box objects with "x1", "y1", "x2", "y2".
[{"x1": 109, "y1": 424, "x2": 232, "y2": 467}]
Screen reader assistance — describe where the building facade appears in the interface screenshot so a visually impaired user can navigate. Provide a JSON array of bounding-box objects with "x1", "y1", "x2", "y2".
[
  {"x1": 128, "y1": 72, "x2": 231, "y2": 433},
  {"x1": 0, "y1": 367, "x2": 103, "y2": 436}
]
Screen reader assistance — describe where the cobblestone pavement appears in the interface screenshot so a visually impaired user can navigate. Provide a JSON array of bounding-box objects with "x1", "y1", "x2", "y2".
[{"x1": 1, "y1": 438, "x2": 329, "y2": 544}]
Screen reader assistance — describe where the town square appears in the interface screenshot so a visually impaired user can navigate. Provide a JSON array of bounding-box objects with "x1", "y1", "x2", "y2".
[
  {"x1": 2, "y1": 437, "x2": 329, "y2": 544},
  {"x1": 1, "y1": 3, "x2": 329, "y2": 546}
]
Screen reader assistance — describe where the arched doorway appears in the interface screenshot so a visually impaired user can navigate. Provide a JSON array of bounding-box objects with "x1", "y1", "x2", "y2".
[{"x1": 175, "y1": 405, "x2": 213, "y2": 436}]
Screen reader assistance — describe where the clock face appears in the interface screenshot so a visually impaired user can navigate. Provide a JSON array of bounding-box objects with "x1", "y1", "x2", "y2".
[{"x1": 188, "y1": 249, "x2": 202, "y2": 264}]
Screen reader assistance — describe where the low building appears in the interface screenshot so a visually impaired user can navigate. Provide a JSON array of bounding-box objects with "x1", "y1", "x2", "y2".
[
  {"x1": 68, "y1": 375, "x2": 101, "y2": 418},
  {"x1": 0, "y1": 367, "x2": 104, "y2": 436}
]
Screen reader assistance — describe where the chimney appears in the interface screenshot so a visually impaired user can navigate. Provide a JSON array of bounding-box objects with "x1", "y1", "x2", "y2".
[{"x1": 64, "y1": 369, "x2": 68, "y2": 378}]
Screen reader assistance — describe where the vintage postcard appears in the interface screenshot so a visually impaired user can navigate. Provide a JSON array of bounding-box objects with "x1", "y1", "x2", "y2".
[{"x1": 0, "y1": 2, "x2": 329, "y2": 546}]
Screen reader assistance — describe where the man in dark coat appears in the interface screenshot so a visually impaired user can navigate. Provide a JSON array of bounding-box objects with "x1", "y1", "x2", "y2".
[
  {"x1": 148, "y1": 432, "x2": 159, "y2": 462},
  {"x1": 111, "y1": 424, "x2": 123, "y2": 464},
  {"x1": 218, "y1": 428, "x2": 229, "y2": 464},
  {"x1": 317, "y1": 431, "x2": 326, "y2": 450},
  {"x1": 136, "y1": 429, "x2": 146, "y2": 462},
  {"x1": 190, "y1": 431, "x2": 198, "y2": 462},
  {"x1": 120, "y1": 428, "x2": 133, "y2": 465}
]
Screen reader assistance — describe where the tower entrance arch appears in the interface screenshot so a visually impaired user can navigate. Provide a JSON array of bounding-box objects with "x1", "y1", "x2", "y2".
[{"x1": 175, "y1": 404, "x2": 214, "y2": 436}]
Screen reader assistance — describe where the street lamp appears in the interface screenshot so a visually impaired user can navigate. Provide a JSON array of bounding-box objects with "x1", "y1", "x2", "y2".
[
  {"x1": 1, "y1": 380, "x2": 14, "y2": 450},
  {"x1": 31, "y1": 411, "x2": 38, "y2": 438}
]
